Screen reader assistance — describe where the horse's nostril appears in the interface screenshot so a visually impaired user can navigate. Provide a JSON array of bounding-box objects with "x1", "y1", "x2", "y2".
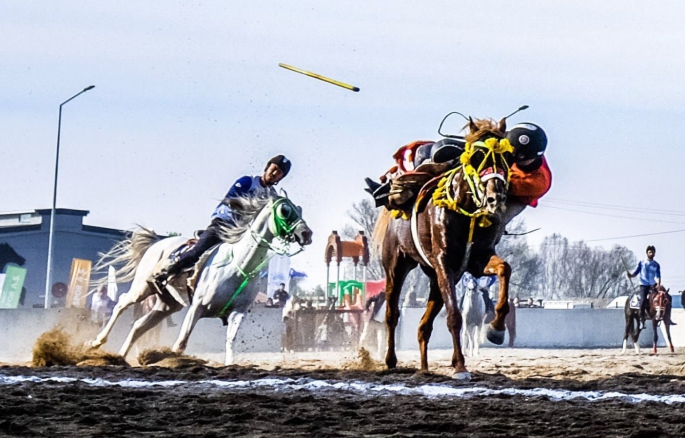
[{"x1": 487, "y1": 196, "x2": 496, "y2": 204}]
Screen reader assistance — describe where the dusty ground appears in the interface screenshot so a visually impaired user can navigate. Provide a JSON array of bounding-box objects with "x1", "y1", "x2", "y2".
[{"x1": 1, "y1": 348, "x2": 685, "y2": 437}]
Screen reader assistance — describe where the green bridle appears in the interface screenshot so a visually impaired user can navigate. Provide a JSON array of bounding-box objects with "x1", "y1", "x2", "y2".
[{"x1": 218, "y1": 196, "x2": 307, "y2": 317}]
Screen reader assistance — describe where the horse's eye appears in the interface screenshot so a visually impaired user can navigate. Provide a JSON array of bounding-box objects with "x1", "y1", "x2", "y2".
[{"x1": 279, "y1": 203, "x2": 293, "y2": 219}]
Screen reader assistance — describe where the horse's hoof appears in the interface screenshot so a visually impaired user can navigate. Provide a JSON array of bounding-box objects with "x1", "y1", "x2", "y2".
[
  {"x1": 486, "y1": 327, "x2": 505, "y2": 345},
  {"x1": 453, "y1": 371, "x2": 471, "y2": 381}
]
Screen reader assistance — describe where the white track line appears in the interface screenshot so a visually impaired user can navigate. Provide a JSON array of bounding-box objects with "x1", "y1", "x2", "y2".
[{"x1": 1, "y1": 375, "x2": 684, "y2": 405}]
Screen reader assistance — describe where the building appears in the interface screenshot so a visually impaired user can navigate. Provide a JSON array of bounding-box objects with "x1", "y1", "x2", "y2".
[{"x1": 0, "y1": 208, "x2": 126, "y2": 308}]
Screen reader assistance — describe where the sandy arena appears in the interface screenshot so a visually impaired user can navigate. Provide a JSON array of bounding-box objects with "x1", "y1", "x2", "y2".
[{"x1": 2, "y1": 347, "x2": 685, "y2": 437}]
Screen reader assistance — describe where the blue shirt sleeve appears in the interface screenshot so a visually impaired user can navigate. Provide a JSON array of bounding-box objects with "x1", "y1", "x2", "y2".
[
  {"x1": 227, "y1": 176, "x2": 253, "y2": 197},
  {"x1": 631, "y1": 261, "x2": 642, "y2": 277},
  {"x1": 655, "y1": 262, "x2": 661, "y2": 280}
]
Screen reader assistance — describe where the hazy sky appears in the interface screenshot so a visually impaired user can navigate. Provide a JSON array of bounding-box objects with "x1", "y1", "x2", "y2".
[{"x1": 2, "y1": 1, "x2": 685, "y2": 290}]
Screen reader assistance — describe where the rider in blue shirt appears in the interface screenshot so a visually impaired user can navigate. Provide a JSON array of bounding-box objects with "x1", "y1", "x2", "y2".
[
  {"x1": 153, "y1": 155, "x2": 291, "y2": 289},
  {"x1": 628, "y1": 245, "x2": 662, "y2": 329}
]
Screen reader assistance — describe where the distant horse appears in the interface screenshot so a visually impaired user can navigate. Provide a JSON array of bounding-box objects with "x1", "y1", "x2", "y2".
[
  {"x1": 622, "y1": 285, "x2": 675, "y2": 355},
  {"x1": 360, "y1": 293, "x2": 387, "y2": 360},
  {"x1": 460, "y1": 277, "x2": 486, "y2": 357},
  {"x1": 89, "y1": 193, "x2": 312, "y2": 363},
  {"x1": 504, "y1": 298, "x2": 517, "y2": 348},
  {"x1": 373, "y1": 117, "x2": 513, "y2": 379},
  {"x1": 0, "y1": 243, "x2": 26, "y2": 272}
]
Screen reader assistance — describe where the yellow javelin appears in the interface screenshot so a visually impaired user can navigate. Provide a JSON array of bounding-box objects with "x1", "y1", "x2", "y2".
[{"x1": 279, "y1": 63, "x2": 360, "y2": 92}]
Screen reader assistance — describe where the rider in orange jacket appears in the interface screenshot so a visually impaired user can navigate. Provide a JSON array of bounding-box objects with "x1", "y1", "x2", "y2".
[{"x1": 497, "y1": 123, "x2": 552, "y2": 237}]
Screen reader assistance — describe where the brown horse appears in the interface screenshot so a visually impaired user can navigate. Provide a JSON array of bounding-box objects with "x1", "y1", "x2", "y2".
[
  {"x1": 622, "y1": 285, "x2": 675, "y2": 355},
  {"x1": 373, "y1": 118, "x2": 513, "y2": 380}
]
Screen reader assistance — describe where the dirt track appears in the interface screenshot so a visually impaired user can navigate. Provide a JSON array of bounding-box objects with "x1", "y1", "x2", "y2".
[{"x1": 2, "y1": 349, "x2": 685, "y2": 437}]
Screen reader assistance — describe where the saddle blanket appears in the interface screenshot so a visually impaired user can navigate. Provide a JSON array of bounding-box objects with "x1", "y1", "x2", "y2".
[{"x1": 629, "y1": 293, "x2": 642, "y2": 310}]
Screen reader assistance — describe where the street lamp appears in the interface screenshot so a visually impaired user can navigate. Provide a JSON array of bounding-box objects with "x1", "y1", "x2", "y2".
[{"x1": 44, "y1": 85, "x2": 96, "y2": 309}]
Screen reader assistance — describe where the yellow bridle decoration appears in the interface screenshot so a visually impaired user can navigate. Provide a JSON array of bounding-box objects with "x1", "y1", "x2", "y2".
[{"x1": 432, "y1": 137, "x2": 513, "y2": 227}]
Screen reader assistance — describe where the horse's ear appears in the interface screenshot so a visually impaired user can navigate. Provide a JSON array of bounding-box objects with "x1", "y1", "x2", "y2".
[
  {"x1": 498, "y1": 117, "x2": 507, "y2": 133},
  {"x1": 468, "y1": 117, "x2": 478, "y2": 134}
]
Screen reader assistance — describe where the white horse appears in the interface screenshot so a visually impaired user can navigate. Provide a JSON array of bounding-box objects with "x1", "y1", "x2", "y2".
[
  {"x1": 460, "y1": 277, "x2": 487, "y2": 357},
  {"x1": 89, "y1": 193, "x2": 313, "y2": 363}
]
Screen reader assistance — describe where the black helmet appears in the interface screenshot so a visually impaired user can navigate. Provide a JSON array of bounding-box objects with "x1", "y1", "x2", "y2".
[
  {"x1": 506, "y1": 123, "x2": 547, "y2": 161},
  {"x1": 266, "y1": 155, "x2": 291, "y2": 177}
]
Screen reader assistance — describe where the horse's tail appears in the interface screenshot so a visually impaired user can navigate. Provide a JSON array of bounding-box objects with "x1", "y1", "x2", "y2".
[
  {"x1": 371, "y1": 208, "x2": 392, "y2": 255},
  {"x1": 90, "y1": 226, "x2": 162, "y2": 294}
]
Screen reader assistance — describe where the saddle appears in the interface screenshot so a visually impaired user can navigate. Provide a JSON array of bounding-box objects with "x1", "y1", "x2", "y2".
[{"x1": 388, "y1": 161, "x2": 457, "y2": 213}]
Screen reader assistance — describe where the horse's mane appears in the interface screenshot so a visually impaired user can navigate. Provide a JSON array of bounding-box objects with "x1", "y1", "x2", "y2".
[
  {"x1": 215, "y1": 192, "x2": 276, "y2": 244},
  {"x1": 464, "y1": 118, "x2": 505, "y2": 143}
]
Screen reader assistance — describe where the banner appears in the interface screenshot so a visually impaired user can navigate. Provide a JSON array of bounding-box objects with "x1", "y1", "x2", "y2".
[
  {"x1": 266, "y1": 255, "x2": 290, "y2": 297},
  {"x1": 107, "y1": 266, "x2": 119, "y2": 302},
  {"x1": 66, "y1": 258, "x2": 92, "y2": 308},
  {"x1": 289, "y1": 268, "x2": 307, "y2": 279},
  {"x1": 0, "y1": 265, "x2": 27, "y2": 309}
]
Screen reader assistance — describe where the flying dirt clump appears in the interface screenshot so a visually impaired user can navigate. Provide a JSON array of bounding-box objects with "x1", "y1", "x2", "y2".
[
  {"x1": 137, "y1": 347, "x2": 207, "y2": 368},
  {"x1": 342, "y1": 348, "x2": 384, "y2": 371},
  {"x1": 32, "y1": 329, "x2": 128, "y2": 367}
]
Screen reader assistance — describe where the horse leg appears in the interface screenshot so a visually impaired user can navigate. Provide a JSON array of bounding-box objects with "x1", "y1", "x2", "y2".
[
  {"x1": 483, "y1": 255, "x2": 511, "y2": 345},
  {"x1": 662, "y1": 321, "x2": 675, "y2": 353},
  {"x1": 622, "y1": 314, "x2": 631, "y2": 355},
  {"x1": 384, "y1": 257, "x2": 414, "y2": 370},
  {"x1": 432, "y1": 262, "x2": 468, "y2": 379},
  {"x1": 172, "y1": 301, "x2": 204, "y2": 354},
  {"x1": 652, "y1": 319, "x2": 659, "y2": 355},
  {"x1": 118, "y1": 302, "x2": 180, "y2": 358},
  {"x1": 225, "y1": 311, "x2": 245, "y2": 365},
  {"x1": 91, "y1": 280, "x2": 152, "y2": 348},
  {"x1": 417, "y1": 274, "x2": 444, "y2": 372}
]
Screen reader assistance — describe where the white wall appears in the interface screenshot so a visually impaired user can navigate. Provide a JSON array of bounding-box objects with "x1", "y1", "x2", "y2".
[{"x1": 1, "y1": 307, "x2": 683, "y2": 364}]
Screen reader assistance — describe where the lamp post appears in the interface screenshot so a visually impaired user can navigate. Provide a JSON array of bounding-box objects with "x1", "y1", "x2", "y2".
[{"x1": 44, "y1": 85, "x2": 95, "y2": 309}]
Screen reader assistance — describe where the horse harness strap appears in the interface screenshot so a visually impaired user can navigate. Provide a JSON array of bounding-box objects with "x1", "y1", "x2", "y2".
[
  {"x1": 217, "y1": 254, "x2": 274, "y2": 318},
  {"x1": 410, "y1": 199, "x2": 481, "y2": 270}
]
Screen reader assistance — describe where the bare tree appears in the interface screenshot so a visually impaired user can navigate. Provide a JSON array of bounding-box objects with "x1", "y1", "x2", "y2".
[{"x1": 342, "y1": 199, "x2": 384, "y2": 280}]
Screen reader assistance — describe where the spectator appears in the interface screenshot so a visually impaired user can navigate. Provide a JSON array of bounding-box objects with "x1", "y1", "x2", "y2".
[
  {"x1": 90, "y1": 286, "x2": 115, "y2": 326},
  {"x1": 273, "y1": 283, "x2": 290, "y2": 306}
]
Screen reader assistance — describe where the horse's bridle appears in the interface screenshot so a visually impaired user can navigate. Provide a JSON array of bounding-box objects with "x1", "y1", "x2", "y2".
[
  {"x1": 458, "y1": 137, "x2": 512, "y2": 209},
  {"x1": 251, "y1": 197, "x2": 306, "y2": 257}
]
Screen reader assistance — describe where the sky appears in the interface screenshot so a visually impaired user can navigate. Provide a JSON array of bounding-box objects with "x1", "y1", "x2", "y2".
[{"x1": 2, "y1": 1, "x2": 685, "y2": 291}]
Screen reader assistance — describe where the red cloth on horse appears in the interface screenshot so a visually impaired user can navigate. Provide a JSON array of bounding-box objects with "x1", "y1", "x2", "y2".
[
  {"x1": 365, "y1": 280, "x2": 386, "y2": 299},
  {"x1": 509, "y1": 156, "x2": 552, "y2": 207},
  {"x1": 391, "y1": 141, "x2": 433, "y2": 173}
]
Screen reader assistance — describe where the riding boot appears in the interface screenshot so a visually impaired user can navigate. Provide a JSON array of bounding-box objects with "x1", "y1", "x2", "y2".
[
  {"x1": 364, "y1": 177, "x2": 382, "y2": 194},
  {"x1": 364, "y1": 178, "x2": 391, "y2": 208},
  {"x1": 153, "y1": 259, "x2": 185, "y2": 290}
]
